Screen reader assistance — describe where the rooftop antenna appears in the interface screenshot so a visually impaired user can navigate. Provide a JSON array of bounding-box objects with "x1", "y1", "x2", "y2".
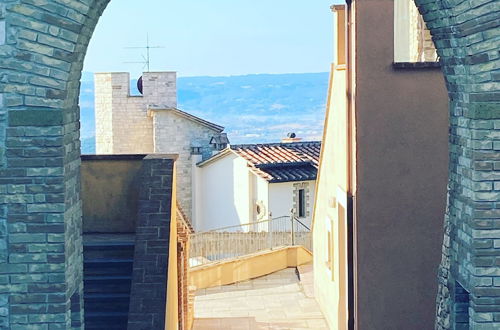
[{"x1": 124, "y1": 34, "x2": 164, "y2": 72}]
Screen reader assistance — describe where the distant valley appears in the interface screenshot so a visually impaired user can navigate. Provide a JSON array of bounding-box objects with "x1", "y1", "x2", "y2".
[{"x1": 79, "y1": 72, "x2": 329, "y2": 154}]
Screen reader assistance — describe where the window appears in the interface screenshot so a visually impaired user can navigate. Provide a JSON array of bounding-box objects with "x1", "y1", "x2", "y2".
[
  {"x1": 394, "y1": 0, "x2": 438, "y2": 63},
  {"x1": 298, "y1": 189, "x2": 305, "y2": 217},
  {"x1": 293, "y1": 183, "x2": 309, "y2": 218}
]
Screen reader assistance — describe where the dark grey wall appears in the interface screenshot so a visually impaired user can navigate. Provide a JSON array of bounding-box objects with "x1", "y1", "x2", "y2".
[
  {"x1": 81, "y1": 155, "x2": 145, "y2": 233},
  {"x1": 128, "y1": 155, "x2": 176, "y2": 330},
  {"x1": 354, "y1": 0, "x2": 449, "y2": 329}
]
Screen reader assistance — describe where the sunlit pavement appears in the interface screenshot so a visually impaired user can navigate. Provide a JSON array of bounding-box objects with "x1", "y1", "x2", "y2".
[{"x1": 193, "y1": 267, "x2": 328, "y2": 330}]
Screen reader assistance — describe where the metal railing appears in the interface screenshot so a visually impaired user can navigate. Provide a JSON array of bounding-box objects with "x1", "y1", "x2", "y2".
[{"x1": 189, "y1": 216, "x2": 311, "y2": 267}]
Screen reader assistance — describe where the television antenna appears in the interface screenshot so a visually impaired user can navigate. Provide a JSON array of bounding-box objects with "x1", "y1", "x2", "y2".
[{"x1": 124, "y1": 34, "x2": 164, "y2": 72}]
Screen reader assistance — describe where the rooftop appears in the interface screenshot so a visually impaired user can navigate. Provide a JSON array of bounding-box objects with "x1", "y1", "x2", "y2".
[{"x1": 232, "y1": 141, "x2": 321, "y2": 183}]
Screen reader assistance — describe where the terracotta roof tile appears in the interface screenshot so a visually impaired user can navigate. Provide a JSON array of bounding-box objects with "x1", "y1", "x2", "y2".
[{"x1": 230, "y1": 141, "x2": 321, "y2": 183}]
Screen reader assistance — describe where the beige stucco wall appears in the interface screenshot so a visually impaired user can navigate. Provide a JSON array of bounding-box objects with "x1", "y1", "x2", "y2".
[
  {"x1": 81, "y1": 156, "x2": 144, "y2": 233},
  {"x1": 313, "y1": 64, "x2": 349, "y2": 330},
  {"x1": 354, "y1": 0, "x2": 448, "y2": 328}
]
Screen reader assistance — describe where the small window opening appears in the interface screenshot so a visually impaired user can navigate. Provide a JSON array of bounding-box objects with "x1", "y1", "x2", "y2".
[
  {"x1": 298, "y1": 189, "x2": 305, "y2": 218},
  {"x1": 191, "y1": 146, "x2": 202, "y2": 155}
]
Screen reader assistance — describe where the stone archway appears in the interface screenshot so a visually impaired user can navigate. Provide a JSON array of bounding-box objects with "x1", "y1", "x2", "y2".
[
  {"x1": 0, "y1": 0, "x2": 498, "y2": 329},
  {"x1": 0, "y1": 1, "x2": 110, "y2": 328},
  {"x1": 413, "y1": 0, "x2": 500, "y2": 328}
]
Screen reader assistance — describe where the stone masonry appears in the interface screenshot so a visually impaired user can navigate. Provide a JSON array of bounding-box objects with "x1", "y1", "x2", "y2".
[
  {"x1": 127, "y1": 155, "x2": 175, "y2": 330},
  {"x1": 149, "y1": 107, "x2": 224, "y2": 220},
  {"x1": 94, "y1": 71, "x2": 176, "y2": 154},
  {"x1": 414, "y1": 0, "x2": 500, "y2": 328},
  {"x1": 0, "y1": 0, "x2": 109, "y2": 328},
  {"x1": 0, "y1": 0, "x2": 497, "y2": 328},
  {"x1": 95, "y1": 71, "x2": 225, "y2": 220}
]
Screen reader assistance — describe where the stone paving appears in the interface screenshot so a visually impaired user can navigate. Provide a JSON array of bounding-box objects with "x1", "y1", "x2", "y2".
[{"x1": 193, "y1": 267, "x2": 328, "y2": 330}]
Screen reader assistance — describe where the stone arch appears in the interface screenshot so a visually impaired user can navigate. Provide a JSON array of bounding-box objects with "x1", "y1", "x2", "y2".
[
  {"x1": 0, "y1": 0, "x2": 110, "y2": 328},
  {"x1": 0, "y1": 0, "x2": 498, "y2": 328},
  {"x1": 413, "y1": 0, "x2": 500, "y2": 328}
]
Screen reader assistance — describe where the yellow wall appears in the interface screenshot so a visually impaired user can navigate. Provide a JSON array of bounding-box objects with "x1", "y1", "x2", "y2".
[
  {"x1": 189, "y1": 246, "x2": 312, "y2": 290},
  {"x1": 166, "y1": 165, "x2": 179, "y2": 330},
  {"x1": 312, "y1": 6, "x2": 350, "y2": 330}
]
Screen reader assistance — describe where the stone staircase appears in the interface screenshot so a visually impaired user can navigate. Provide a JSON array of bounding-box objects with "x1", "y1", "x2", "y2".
[{"x1": 83, "y1": 234, "x2": 135, "y2": 330}]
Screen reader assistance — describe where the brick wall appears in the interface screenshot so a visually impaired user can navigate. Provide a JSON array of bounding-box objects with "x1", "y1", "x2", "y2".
[
  {"x1": 414, "y1": 0, "x2": 500, "y2": 328},
  {"x1": 127, "y1": 155, "x2": 176, "y2": 330},
  {"x1": 0, "y1": 0, "x2": 109, "y2": 328}
]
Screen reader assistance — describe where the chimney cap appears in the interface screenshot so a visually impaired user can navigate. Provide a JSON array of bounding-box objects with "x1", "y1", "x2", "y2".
[{"x1": 281, "y1": 133, "x2": 302, "y2": 143}]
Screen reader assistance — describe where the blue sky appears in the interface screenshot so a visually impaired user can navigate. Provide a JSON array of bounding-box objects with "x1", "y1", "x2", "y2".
[{"x1": 83, "y1": 0, "x2": 335, "y2": 78}]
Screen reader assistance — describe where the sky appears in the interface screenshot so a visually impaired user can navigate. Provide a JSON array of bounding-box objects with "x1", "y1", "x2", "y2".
[{"x1": 83, "y1": 0, "x2": 335, "y2": 78}]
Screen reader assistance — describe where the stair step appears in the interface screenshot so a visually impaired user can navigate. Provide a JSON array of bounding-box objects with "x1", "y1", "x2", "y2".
[
  {"x1": 85, "y1": 312, "x2": 128, "y2": 330},
  {"x1": 82, "y1": 235, "x2": 135, "y2": 328},
  {"x1": 84, "y1": 276, "x2": 132, "y2": 294},
  {"x1": 84, "y1": 295, "x2": 130, "y2": 313},
  {"x1": 83, "y1": 244, "x2": 135, "y2": 260},
  {"x1": 84, "y1": 259, "x2": 133, "y2": 277}
]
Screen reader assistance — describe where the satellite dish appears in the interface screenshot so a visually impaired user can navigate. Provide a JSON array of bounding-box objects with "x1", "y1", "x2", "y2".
[{"x1": 137, "y1": 76, "x2": 143, "y2": 95}]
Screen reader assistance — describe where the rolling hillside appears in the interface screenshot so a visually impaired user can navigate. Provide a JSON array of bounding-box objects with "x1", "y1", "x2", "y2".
[{"x1": 79, "y1": 72, "x2": 329, "y2": 154}]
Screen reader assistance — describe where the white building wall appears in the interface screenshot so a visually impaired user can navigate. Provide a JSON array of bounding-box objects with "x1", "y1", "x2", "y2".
[
  {"x1": 152, "y1": 111, "x2": 221, "y2": 220},
  {"x1": 198, "y1": 153, "x2": 250, "y2": 231},
  {"x1": 268, "y1": 180, "x2": 315, "y2": 228}
]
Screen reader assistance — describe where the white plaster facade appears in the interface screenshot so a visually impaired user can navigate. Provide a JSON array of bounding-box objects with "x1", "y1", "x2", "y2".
[
  {"x1": 94, "y1": 71, "x2": 226, "y2": 219},
  {"x1": 195, "y1": 151, "x2": 316, "y2": 231}
]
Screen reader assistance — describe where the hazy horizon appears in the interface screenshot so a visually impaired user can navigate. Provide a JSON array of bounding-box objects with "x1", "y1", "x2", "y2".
[{"x1": 83, "y1": 0, "x2": 335, "y2": 78}]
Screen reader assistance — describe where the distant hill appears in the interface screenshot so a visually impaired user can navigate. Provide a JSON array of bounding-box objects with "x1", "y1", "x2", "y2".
[{"x1": 79, "y1": 72, "x2": 329, "y2": 154}]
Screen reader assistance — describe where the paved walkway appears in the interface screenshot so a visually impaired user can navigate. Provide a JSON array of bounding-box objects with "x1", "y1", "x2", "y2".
[{"x1": 193, "y1": 267, "x2": 328, "y2": 330}]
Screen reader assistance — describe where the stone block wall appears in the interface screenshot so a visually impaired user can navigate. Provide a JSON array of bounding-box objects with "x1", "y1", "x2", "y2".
[
  {"x1": 415, "y1": 0, "x2": 500, "y2": 328},
  {"x1": 151, "y1": 110, "x2": 222, "y2": 219},
  {"x1": 94, "y1": 71, "x2": 177, "y2": 154},
  {"x1": 127, "y1": 155, "x2": 175, "y2": 330},
  {"x1": 0, "y1": 0, "x2": 110, "y2": 328}
]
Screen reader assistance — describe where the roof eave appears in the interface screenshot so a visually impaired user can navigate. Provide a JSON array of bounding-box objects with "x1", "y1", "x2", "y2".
[{"x1": 147, "y1": 106, "x2": 225, "y2": 132}]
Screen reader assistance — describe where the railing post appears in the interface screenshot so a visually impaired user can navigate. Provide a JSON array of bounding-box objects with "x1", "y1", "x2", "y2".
[
  {"x1": 268, "y1": 213, "x2": 273, "y2": 250},
  {"x1": 290, "y1": 210, "x2": 295, "y2": 246}
]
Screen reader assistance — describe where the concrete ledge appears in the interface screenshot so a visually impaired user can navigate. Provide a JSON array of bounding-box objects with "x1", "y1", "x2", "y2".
[
  {"x1": 81, "y1": 154, "x2": 147, "y2": 161},
  {"x1": 189, "y1": 246, "x2": 312, "y2": 290},
  {"x1": 392, "y1": 61, "x2": 441, "y2": 69}
]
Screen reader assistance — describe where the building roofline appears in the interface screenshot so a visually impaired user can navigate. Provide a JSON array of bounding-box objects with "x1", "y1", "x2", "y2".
[
  {"x1": 197, "y1": 148, "x2": 236, "y2": 167},
  {"x1": 230, "y1": 141, "x2": 321, "y2": 149},
  {"x1": 147, "y1": 106, "x2": 224, "y2": 132}
]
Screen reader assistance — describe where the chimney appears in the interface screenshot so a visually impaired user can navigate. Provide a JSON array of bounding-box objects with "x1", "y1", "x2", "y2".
[{"x1": 281, "y1": 132, "x2": 302, "y2": 143}]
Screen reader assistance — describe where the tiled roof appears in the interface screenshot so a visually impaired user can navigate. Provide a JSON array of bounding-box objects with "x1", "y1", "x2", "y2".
[{"x1": 230, "y1": 142, "x2": 321, "y2": 183}]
